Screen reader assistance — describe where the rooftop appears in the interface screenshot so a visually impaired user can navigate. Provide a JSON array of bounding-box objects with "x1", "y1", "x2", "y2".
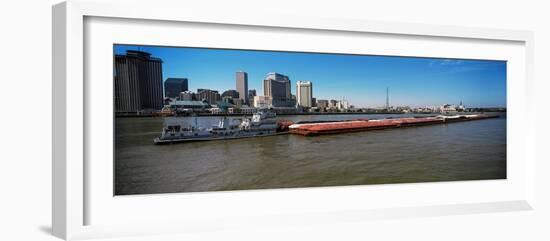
[
  {"x1": 171, "y1": 100, "x2": 209, "y2": 106},
  {"x1": 165, "y1": 78, "x2": 188, "y2": 83}
]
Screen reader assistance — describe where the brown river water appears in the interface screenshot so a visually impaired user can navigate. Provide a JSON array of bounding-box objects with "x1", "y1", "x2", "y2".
[{"x1": 114, "y1": 113, "x2": 506, "y2": 195}]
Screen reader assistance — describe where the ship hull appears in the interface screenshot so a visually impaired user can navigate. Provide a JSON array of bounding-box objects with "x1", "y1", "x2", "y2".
[{"x1": 154, "y1": 131, "x2": 287, "y2": 144}]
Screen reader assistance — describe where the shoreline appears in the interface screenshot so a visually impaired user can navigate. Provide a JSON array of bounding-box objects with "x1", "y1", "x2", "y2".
[{"x1": 115, "y1": 111, "x2": 506, "y2": 118}]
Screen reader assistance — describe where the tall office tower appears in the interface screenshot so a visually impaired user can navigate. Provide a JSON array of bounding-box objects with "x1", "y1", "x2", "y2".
[
  {"x1": 196, "y1": 88, "x2": 221, "y2": 105},
  {"x1": 263, "y1": 72, "x2": 293, "y2": 107},
  {"x1": 114, "y1": 50, "x2": 164, "y2": 113},
  {"x1": 296, "y1": 81, "x2": 313, "y2": 107},
  {"x1": 235, "y1": 71, "x2": 249, "y2": 104},
  {"x1": 164, "y1": 78, "x2": 188, "y2": 99}
]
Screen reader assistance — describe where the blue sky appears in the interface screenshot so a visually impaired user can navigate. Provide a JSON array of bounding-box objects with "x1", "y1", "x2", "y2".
[{"x1": 114, "y1": 45, "x2": 506, "y2": 108}]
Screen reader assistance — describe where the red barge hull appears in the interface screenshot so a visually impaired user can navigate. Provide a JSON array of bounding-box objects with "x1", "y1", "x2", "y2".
[{"x1": 288, "y1": 114, "x2": 498, "y2": 136}]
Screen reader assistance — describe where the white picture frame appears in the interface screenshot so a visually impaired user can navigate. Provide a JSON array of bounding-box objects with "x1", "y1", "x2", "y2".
[{"x1": 52, "y1": 0, "x2": 535, "y2": 240}]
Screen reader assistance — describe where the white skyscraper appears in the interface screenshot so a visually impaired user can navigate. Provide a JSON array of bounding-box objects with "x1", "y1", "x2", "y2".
[{"x1": 296, "y1": 81, "x2": 313, "y2": 107}]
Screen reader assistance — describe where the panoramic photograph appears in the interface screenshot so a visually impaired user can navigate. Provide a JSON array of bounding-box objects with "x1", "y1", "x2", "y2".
[{"x1": 113, "y1": 44, "x2": 507, "y2": 195}]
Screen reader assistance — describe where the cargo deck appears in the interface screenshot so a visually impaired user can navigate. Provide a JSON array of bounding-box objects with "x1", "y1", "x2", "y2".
[{"x1": 288, "y1": 114, "x2": 498, "y2": 136}]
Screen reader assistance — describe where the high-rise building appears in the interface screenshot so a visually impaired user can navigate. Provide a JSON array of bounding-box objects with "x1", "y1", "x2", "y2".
[
  {"x1": 296, "y1": 81, "x2": 313, "y2": 107},
  {"x1": 196, "y1": 88, "x2": 221, "y2": 105},
  {"x1": 248, "y1": 89, "x2": 257, "y2": 97},
  {"x1": 263, "y1": 72, "x2": 294, "y2": 107},
  {"x1": 264, "y1": 72, "x2": 291, "y2": 98},
  {"x1": 114, "y1": 50, "x2": 164, "y2": 113},
  {"x1": 248, "y1": 89, "x2": 257, "y2": 106},
  {"x1": 236, "y1": 71, "x2": 249, "y2": 104},
  {"x1": 164, "y1": 78, "x2": 188, "y2": 99}
]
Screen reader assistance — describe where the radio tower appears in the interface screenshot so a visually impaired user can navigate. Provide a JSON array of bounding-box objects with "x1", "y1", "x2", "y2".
[{"x1": 386, "y1": 87, "x2": 389, "y2": 110}]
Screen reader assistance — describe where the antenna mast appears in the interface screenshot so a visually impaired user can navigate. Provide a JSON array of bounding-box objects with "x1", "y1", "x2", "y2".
[{"x1": 386, "y1": 87, "x2": 389, "y2": 110}]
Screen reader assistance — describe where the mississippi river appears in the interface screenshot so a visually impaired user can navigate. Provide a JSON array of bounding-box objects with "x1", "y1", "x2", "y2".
[{"x1": 114, "y1": 113, "x2": 506, "y2": 195}]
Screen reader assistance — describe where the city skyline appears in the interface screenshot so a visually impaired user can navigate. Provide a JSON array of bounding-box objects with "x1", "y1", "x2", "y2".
[{"x1": 114, "y1": 44, "x2": 507, "y2": 108}]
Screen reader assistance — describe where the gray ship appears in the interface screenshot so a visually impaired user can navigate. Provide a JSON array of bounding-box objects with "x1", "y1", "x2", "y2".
[{"x1": 154, "y1": 110, "x2": 283, "y2": 144}]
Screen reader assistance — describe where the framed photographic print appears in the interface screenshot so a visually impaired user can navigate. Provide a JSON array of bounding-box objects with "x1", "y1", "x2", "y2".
[
  {"x1": 53, "y1": 0, "x2": 535, "y2": 240},
  {"x1": 113, "y1": 45, "x2": 508, "y2": 195}
]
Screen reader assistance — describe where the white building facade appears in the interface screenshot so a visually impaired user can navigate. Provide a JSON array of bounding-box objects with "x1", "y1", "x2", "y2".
[
  {"x1": 296, "y1": 81, "x2": 313, "y2": 107},
  {"x1": 253, "y1": 95, "x2": 273, "y2": 108}
]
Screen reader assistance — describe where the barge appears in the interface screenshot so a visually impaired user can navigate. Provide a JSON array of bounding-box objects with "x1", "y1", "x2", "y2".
[
  {"x1": 288, "y1": 114, "x2": 498, "y2": 136},
  {"x1": 154, "y1": 112, "x2": 500, "y2": 143}
]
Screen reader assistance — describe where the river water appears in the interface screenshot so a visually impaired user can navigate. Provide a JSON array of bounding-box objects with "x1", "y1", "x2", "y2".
[{"x1": 114, "y1": 113, "x2": 506, "y2": 195}]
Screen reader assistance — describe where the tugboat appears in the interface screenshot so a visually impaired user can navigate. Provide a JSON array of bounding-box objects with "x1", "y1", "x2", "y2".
[{"x1": 154, "y1": 110, "x2": 284, "y2": 144}]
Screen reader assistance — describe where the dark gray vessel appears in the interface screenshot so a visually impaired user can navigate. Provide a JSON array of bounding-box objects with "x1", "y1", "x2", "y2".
[{"x1": 154, "y1": 110, "x2": 282, "y2": 144}]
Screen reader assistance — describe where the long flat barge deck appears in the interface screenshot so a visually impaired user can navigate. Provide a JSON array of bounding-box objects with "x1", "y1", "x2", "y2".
[{"x1": 288, "y1": 114, "x2": 498, "y2": 136}]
